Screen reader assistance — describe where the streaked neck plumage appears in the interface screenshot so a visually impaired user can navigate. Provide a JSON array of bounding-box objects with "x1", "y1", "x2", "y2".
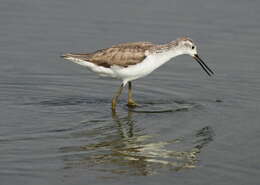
[{"x1": 147, "y1": 41, "x2": 184, "y2": 67}]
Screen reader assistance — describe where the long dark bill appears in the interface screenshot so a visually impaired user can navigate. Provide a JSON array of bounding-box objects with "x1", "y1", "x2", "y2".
[{"x1": 193, "y1": 54, "x2": 214, "y2": 76}]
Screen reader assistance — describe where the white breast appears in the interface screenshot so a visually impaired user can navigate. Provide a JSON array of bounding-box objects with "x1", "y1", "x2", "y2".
[{"x1": 112, "y1": 51, "x2": 176, "y2": 85}]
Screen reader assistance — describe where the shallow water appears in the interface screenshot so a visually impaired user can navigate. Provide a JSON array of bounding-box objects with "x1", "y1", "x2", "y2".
[{"x1": 1, "y1": 0, "x2": 260, "y2": 184}]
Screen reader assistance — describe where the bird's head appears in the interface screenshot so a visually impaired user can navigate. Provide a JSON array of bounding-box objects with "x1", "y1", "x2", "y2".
[
  {"x1": 176, "y1": 37, "x2": 197, "y2": 56},
  {"x1": 175, "y1": 37, "x2": 214, "y2": 76}
]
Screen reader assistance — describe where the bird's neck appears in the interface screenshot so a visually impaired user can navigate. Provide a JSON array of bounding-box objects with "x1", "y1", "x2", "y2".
[
  {"x1": 153, "y1": 44, "x2": 183, "y2": 60},
  {"x1": 146, "y1": 50, "x2": 180, "y2": 72},
  {"x1": 152, "y1": 41, "x2": 184, "y2": 56}
]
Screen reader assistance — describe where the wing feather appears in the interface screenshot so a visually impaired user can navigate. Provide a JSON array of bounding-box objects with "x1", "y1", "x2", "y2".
[{"x1": 62, "y1": 42, "x2": 155, "y2": 68}]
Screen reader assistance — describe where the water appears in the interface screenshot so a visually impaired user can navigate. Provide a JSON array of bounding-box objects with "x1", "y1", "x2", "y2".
[{"x1": 1, "y1": 0, "x2": 260, "y2": 184}]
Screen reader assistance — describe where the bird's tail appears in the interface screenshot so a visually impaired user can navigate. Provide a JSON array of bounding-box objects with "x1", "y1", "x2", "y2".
[
  {"x1": 60, "y1": 53, "x2": 95, "y2": 68},
  {"x1": 61, "y1": 53, "x2": 92, "y2": 61}
]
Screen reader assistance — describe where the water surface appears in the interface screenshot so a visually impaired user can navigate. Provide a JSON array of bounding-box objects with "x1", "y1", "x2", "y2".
[{"x1": 1, "y1": 0, "x2": 260, "y2": 184}]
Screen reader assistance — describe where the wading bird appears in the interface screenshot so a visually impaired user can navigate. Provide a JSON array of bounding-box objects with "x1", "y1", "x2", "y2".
[{"x1": 61, "y1": 37, "x2": 214, "y2": 111}]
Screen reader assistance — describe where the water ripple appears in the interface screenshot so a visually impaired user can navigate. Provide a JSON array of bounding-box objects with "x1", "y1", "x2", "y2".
[{"x1": 59, "y1": 111, "x2": 215, "y2": 176}]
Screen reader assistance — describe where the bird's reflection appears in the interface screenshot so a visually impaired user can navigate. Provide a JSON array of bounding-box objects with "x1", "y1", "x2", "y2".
[{"x1": 61, "y1": 111, "x2": 214, "y2": 176}]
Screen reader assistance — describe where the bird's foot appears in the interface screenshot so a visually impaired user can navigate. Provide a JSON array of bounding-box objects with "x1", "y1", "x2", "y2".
[{"x1": 127, "y1": 99, "x2": 140, "y2": 108}]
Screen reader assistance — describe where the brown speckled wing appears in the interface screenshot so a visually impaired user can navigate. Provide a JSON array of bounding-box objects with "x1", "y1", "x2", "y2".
[{"x1": 63, "y1": 42, "x2": 155, "y2": 68}]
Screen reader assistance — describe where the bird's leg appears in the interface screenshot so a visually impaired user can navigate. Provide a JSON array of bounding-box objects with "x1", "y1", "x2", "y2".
[
  {"x1": 127, "y1": 82, "x2": 139, "y2": 107},
  {"x1": 112, "y1": 83, "x2": 124, "y2": 111}
]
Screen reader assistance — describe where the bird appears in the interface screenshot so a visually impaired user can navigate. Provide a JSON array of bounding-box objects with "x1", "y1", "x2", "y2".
[{"x1": 61, "y1": 37, "x2": 214, "y2": 111}]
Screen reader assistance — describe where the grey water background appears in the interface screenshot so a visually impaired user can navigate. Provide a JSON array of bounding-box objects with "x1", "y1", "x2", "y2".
[{"x1": 1, "y1": 0, "x2": 260, "y2": 184}]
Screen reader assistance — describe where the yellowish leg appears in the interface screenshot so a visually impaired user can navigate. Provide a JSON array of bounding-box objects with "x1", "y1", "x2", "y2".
[
  {"x1": 127, "y1": 82, "x2": 139, "y2": 107},
  {"x1": 112, "y1": 83, "x2": 124, "y2": 111}
]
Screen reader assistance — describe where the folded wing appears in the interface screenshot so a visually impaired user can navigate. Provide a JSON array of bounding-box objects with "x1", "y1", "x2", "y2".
[{"x1": 62, "y1": 42, "x2": 155, "y2": 68}]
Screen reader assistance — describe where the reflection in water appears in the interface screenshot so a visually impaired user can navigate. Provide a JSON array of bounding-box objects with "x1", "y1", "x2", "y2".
[
  {"x1": 60, "y1": 111, "x2": 214, "y2": 176},
  {"x1": 127, "y1": 100, "x2": 198, "y2": 113}
]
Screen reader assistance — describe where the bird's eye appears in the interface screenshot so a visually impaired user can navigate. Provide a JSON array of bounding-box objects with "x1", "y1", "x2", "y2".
[{"x1": 191, "y1": 46, "x2": 195, "y2": 49}]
